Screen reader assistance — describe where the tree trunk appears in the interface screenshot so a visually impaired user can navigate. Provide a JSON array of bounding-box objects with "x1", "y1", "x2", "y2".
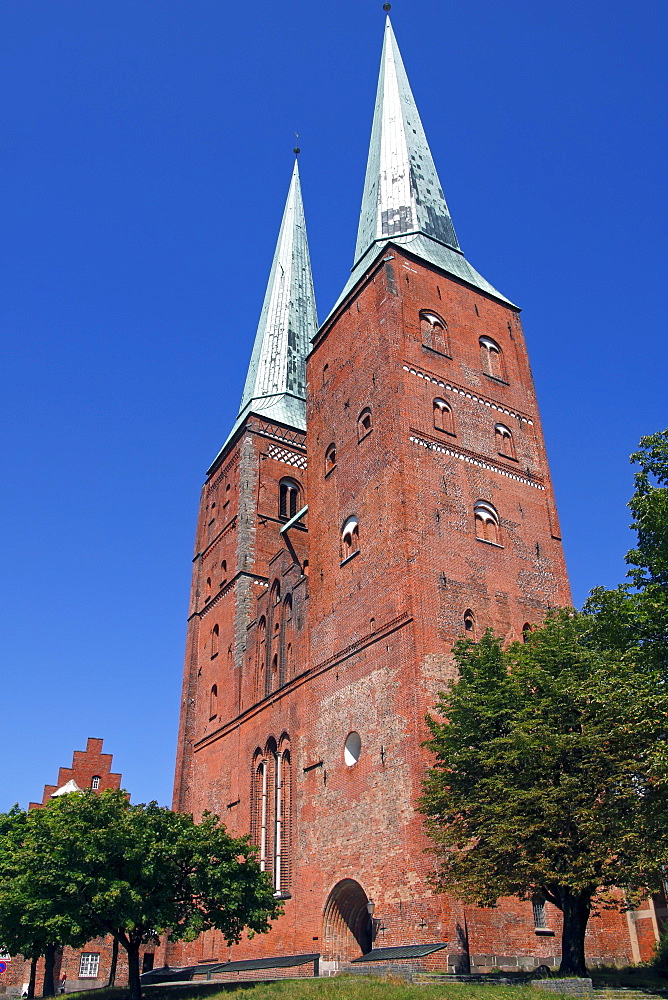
[
  {"x1": 27, "y1": 953, "x2": 38, "y2": 999},
  {"x1": 559, "y1": 889, "x2": 591, "y2": 976},
  {"x1": 125, "y1": 940, "x2": 142, "y2": 1000},
  {"x1": 41, "y1": 944, "x2": 56, "y2": 998},
  {"x1": 107, "y1": 937, "x2": 119, "y2": 987}
]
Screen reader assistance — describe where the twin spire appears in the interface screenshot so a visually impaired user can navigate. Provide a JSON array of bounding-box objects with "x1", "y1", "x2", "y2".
[
  {"x1": 221, "y1": 16, "x2": 511, "y2": 461},
  {"x1": 216, "y1": 159, "x2": 317, "y2": 459}
]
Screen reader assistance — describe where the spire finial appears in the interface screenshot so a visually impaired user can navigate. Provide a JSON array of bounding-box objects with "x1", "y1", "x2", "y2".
[
  {"x1": 294, "y1": 131, "x2": 300, "y2": 156},
  {"x1": 383, "y1": 3, "x2": 391, "y2": 10}
]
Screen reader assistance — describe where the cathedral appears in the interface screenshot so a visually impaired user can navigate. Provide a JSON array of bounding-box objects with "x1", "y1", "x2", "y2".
[{"x1": 169, "y1": 16, "x2": 648, "y2": 974}]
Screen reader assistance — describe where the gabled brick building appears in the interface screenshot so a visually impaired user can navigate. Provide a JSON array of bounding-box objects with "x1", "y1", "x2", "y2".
[{"x1": 169, "y1": 17, "x2": 662, "y2": 974}]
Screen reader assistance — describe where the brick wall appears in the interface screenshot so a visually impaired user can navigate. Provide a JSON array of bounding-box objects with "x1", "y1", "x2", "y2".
[{"x1": 167, "y1": 245, "x2": 647, "y2": 973}]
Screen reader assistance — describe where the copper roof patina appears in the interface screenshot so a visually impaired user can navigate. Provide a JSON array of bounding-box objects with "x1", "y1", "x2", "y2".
[
  {"x1": 211, "y1": 159, "x2": 317, "y2": 468},
  {"x1": 328, "y1": 17, "x2": 515, "y2": 320}
]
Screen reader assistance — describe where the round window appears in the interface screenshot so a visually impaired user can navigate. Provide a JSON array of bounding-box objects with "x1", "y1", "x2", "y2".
[{"x1": 344, "y1": 731, "x2": 362, "y2": 767}]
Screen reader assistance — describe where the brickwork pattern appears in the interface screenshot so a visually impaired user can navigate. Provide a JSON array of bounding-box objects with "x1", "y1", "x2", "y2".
[{"x1": 168, "y1": 248, "x2": 653, "y2": 974}]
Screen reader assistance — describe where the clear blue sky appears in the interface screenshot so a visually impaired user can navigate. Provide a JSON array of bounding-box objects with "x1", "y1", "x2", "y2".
[{"x1": 1, "y1": 0, "x2": 666, "y2": 811}]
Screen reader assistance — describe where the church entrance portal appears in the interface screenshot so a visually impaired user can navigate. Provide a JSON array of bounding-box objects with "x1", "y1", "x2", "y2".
[{"x1": 322, "y1": 879, "x2": 373, "y2": 961}]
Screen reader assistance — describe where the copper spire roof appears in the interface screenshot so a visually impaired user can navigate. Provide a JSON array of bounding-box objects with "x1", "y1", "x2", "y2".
[
  {"x1": 330, "y1": 17, "x2": 515, "y2": 317},
  {"x1": 213, "y1": 159, "x2": 318, "y2": 465}
]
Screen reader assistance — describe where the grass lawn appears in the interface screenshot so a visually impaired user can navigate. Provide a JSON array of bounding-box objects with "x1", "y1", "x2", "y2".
[
  {"x1": 198, "y1": 980, "x2": 540, "y2": 1000},
  {"x1": 68, "y1": 979, "x2": 544, "y2": 1000}
]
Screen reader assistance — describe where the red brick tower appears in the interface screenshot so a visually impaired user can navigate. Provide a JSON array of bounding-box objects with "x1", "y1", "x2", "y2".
[
  {"x1": 170, "y1": 19, "x2": 639, "y2": 975},
  {"x1": 172, "y1": 156, "x2": 316, "y2": 874}
]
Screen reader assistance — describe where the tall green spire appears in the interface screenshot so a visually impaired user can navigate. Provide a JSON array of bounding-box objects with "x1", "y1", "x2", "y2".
[
  {"x1": 214, "y1": 159, "x2": 318, "y2": 464},
  {"x1": 332, "y1": 17, "x2": 514, "y2": 314}
]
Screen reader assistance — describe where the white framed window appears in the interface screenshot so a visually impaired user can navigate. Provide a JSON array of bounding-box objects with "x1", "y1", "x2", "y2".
[
  {"x1": 79, "y1": 953, "x2": 100, "y2": 979},
  {"x1": 532, "y1": 899, "x2": 547, "y2": 929},
  {"x1": 91, "y1": 776, "x2": 101, "y2": 790}
]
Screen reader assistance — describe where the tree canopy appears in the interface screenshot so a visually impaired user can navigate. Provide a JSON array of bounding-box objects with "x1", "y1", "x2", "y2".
[
  {"x1": 586, "y1": 428, "x2": 668, "y2": 674},
  {"x1": 0, "y1": 806, "x2": 99, "y2": 997},
  {"x1": 0, "y1": 791, "x2": 280, "y2": 1000},
  {"x1": 420, "y1": 614, "x2": 668, "y2": 975}
]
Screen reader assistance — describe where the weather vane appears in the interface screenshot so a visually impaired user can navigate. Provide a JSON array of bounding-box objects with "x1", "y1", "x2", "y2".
[{"x1": 294, "y1": 132, "x2": 300, "y2": 156}]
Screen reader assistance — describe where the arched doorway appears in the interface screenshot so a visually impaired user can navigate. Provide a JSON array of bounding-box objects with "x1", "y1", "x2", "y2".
[{"x1": 322, "y1": 879, "x2": 373, "y2": 961}]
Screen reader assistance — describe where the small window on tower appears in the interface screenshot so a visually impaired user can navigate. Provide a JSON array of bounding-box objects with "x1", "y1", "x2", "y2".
[
  {"x1": 420, "y1": 310, "x2": 450, "y2": 355},
  {"x1": 495, "y1": 423, "x2": 516, "y2": 460},
  {"x1": 279, "y1": 478, "x2": 301, "y2": 520},
  {"x1": 479, "y1": 337, "x2": 506, "y2": 381},
  {"x1": 357, "y1": 408, "x2": 372, "y2": 441},
  {"x1": 209, "y1": 684, "x2": 218, "y2": 720},
  {"x1": 341, "y1": 516, "x2": 360, "y2": 562},
  {"x1": 211, "y1": 624, "x2": 219, "y2": 658},
  {"x1": 474, "y1": 501, "x2": 502, "y2": 546},
  {"x1": 463, "y1": 610, "x2": 475, "y2": 634},
  {"x1": 433, "y1": 398, "x2": 455, "y2": 436},
  {"x1": 91, "y1": 776, "x2": 101, "y2": 791},
  {"x1": 522, "y1": 622, "x2": 534, "y2": 643},
  {"x1": 325, "y1": 443, "x2": 337, "y2": 475}
]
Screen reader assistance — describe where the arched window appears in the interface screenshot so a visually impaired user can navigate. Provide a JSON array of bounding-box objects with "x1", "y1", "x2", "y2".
[
  {"x1": 474, "y1": 501, "x2": 501, "y2": 545},
  {"x1": 433, "y1": 398, "x2": 455, "y2": 435},
  {"x1": 420, "y1": 310, "x2": 450, "y2": 355},
  {"x1": 522, "y1": 622, "x2": 534, "y2": 643},
  {"x1": 479, "y1": 336, "x2": 505, "y2": 381},
  {"x1": 91, "y1": 776, "x2": 101, "y2": 791},
  {"x1": 341, "y1": 516, "x2": 360, "y2": 561},
  {"x1": 250, "y1": 753, "x2": 267, "y2": 869},
  {"x1": 251, "y1": 737, "x2": 292, "y2": 895},
  {"x1": 276, "y1": 741, "x2": 292, "y2": 895},
  {"x1": 279, "y1": 478, "x2": 301, "y2": 520},
  {"x1": 357, "y1": 408, "x2": 372, "y2": 441},
  {"x1": 325, "y1": 443, "x2": 337, "y2": 475},
  {"x1": 211, "y1": 623, "x2": 219, "y2": 658},
  {"x1": 464, "y1": 609, "x2": 475, "y2": 634},
  {"x1": 220, "y1": 559, "x2": 227, "y2": 587},
  {"x1": 495, "y1": 423, "x2": 516, "y2": 459},
  {"x1": 256, "y1": 617, "x2": 267, "y2": 701},
  {"x1": 279, "y1": 595, "x2": 292, "y2": 687},
  {"x1": 205, "y1": 576, "x2": 212, "y2": 601},
  {"x1": 209, "y1": 684, "x2": 218, "y2": 720},
  {"x1": 271, "y1": 581, "x2": 281, "y2": 605}
]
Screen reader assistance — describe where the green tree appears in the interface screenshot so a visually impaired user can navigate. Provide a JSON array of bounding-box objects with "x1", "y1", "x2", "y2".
[
  {"x1": 20, "y1": 790, "x2": 280, "y2": 1000},
  {"x1": 0, "y1": 807, "x2": 96, "y2": 997},
  {"x1": 420, "y1": 614, "x2": 668, "y2": 976},
  {"x1": 586, "y1": 428, "x2": 668, "y2": 674}
]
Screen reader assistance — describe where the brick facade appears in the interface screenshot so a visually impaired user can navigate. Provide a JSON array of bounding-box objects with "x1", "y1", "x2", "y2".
[{"x1": 168, "y1": 244, "x2": 665, "y2": 972}]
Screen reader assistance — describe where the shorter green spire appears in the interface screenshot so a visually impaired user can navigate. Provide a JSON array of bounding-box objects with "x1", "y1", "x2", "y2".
[{"x1": 212, "y1": 160, "x2": 318, "y2": 467}]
